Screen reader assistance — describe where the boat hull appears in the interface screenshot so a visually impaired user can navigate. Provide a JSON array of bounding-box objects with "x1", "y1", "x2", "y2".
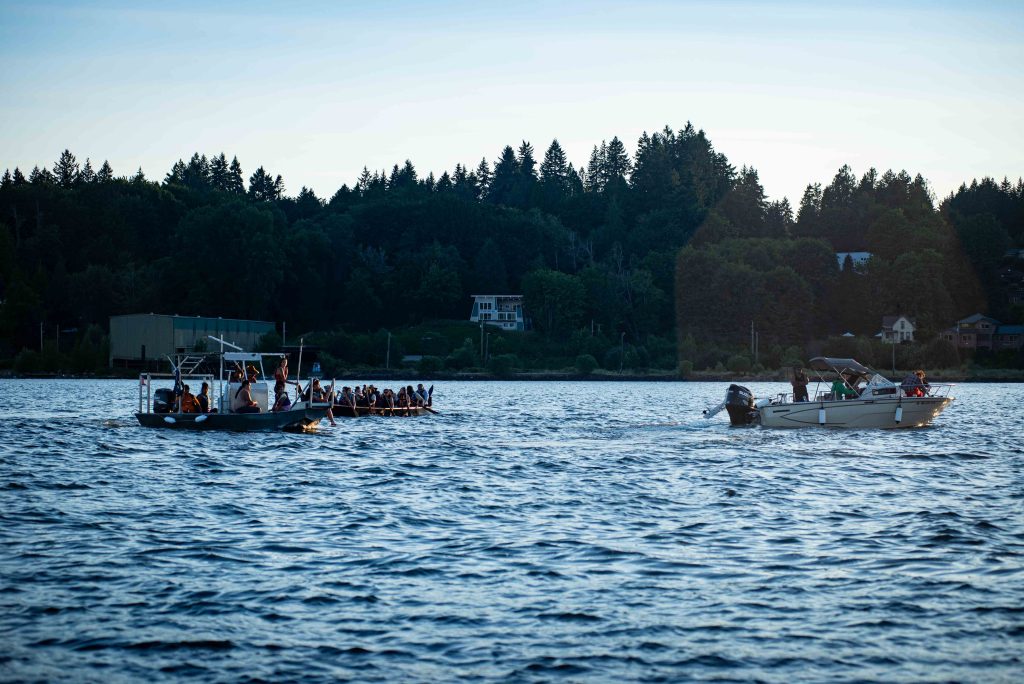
[
  {"x1": 136, "y1": 407, "x2": 326, "y2": 432},
  {"x1": 759, "y1": 396, "x2": 953, "y2": 429}
]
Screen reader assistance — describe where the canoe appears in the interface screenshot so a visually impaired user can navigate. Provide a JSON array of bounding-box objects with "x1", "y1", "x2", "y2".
[{"x1": 331, "y1": 404, "x2": 433, "y2": 418}]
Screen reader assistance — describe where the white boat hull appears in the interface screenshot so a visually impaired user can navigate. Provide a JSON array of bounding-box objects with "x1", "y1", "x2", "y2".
[{"x1": 759, "y1": 396, "x2": 953, "y2": 429}]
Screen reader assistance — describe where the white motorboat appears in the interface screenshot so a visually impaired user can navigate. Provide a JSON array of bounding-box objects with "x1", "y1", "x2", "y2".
[{"x1": 705, "y1": 357, "x2": 954, "y2": 429}]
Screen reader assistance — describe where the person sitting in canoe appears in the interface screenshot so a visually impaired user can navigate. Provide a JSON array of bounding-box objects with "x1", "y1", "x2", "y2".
[
  {"x1": 232, "y1": 380, "x2": 260, "y2": 413},
  {"x1": 303, "y1": 379, "x2": 336, "y2": 425}
]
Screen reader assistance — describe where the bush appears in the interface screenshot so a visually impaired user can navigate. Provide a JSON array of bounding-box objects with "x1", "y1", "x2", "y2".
[
  {"x1": 678, "y1": 360, "x2": 693, "y2": 377},
  {"x1": 726, "y1": 354, "x2": 752, "y2": 373},
  {"x1": 575, "y1": 354, "x2": 598, "y2": 375},
  {"x1": 418, "y1": 355, "x2": 444, "y2": 374},
  {"x1": 488, "y1": 354, "x2": 519, "y2": 377}
]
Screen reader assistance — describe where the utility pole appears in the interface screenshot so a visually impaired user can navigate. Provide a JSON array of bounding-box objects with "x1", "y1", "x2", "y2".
[
  {"x1": 620, "y1": 332, "x2": 626, "y2": 373},
  {"x1": 386, "y1": 332, "x2": 391, "y2": 370},
  {"x1": 40, "y1": 322, "x2": 44, "y2": 352},
  {"x1": 480, "y1": 323, "x2": 484, "y2": 362}
]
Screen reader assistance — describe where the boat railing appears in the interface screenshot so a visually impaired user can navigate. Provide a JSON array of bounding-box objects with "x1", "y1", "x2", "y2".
[{"x1": 138, "y1": 372, "x2": 215, "y2": 414}]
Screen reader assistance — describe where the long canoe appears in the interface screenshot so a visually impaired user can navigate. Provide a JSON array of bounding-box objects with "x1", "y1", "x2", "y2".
[{"x1": 331, "y1": 404, "x2": 433, "y2": 418}]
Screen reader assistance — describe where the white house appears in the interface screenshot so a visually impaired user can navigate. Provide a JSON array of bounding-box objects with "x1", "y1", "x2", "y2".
[
  {"x1": 877, "y1": 314, "x2": 916, "y2": 344},
  {"x1": 470, "y1": 294, "x2": 525, "y2": 331}
]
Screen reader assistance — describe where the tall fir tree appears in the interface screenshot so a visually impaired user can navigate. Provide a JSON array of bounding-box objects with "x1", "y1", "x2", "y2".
[
  {"x1": 474, "y1": 157, "x2": 491, "y2": 201},
  {"x1": 488, "y1": 146, "x2": 518, "y2": 205},
  {"x1": 540, "y1": 139, "x2": 570, "y2": 199},
  {"x1": 12, "y1": 167, "x2": 27, "y2": 185},
  {"x1": 97, "y1": 160, "x2": 114, "y2": 183},
  {"x1": 80, "y1": 158, "x2": 95, "y2": 184},
  {"x1": 227, "y1": 156, "x2": 245, "y2": 194},
  {"x1": 53, "y1": 149, "x2": 80, "y2": 188},
  {"x1": 210, "y1": 153, "x2": 230, "y2": 191}
]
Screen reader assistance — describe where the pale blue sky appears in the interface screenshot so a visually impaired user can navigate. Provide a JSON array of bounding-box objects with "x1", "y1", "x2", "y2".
[{"x1": 1, "y1": 0, "x2": 1021, "y2": 203}]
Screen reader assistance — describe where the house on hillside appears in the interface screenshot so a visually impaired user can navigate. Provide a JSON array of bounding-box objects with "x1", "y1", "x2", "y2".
[
  {"x1": 877, "y1": 315, "x2": 916, "y2": 344},
  {"x1": 938, "y1": 313, "x2": 1023, "y2": 351},
  {"x1": 469, "y1": 294, "x2": 525, "y2": 331}
]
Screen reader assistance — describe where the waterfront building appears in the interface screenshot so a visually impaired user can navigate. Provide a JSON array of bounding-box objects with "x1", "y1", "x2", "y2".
[{"x1": 109, "y1": 313, "x2": 275, "y2": 367}]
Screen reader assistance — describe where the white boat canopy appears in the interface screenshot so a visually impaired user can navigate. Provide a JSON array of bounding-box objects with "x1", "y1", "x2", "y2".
[{"x1": 808, "y1": 357, "x2": 873, "y2": 376}]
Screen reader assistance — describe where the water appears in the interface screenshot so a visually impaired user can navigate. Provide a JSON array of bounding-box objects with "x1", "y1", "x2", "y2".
[{"x1": 1, "y1": 379, "x2": 1022, "y2": 682}]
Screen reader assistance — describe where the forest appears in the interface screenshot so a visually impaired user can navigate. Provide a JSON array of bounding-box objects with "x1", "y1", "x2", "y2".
[{"x1": 1, "y1": 123, "x2": 1022, "y2": 375}]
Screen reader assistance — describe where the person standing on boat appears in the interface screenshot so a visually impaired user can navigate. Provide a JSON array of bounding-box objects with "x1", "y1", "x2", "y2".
[
  {"x1": 274, "y1": 357, "x2": 289, "y2": 397},
  {"x1": 791, "y1": 368, "x2": 809, "y2": 402}
]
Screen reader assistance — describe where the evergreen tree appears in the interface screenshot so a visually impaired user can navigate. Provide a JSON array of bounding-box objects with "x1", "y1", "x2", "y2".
[
  {"x1": 80, "y1": 158, "x2": 95, "y2": 184},
  {"x1": 488, "y1": 146, "x2": 518, "y2": 205},
  {"x1": 132, "y1": 167, "x2": 146, "y2": 183},
  {"x1": 165, "y1": 159, "x2": 187, "y2": 185},
  {"x1": 53, "y1": 149, "x2": 81, "y2": 188},
  {"x1": 604, "y1": 136, "x2": 631, "y2": 186},
  {"x1": 423, "y1": 172, "x2": 436, "y2": 192},
  {"x1": 452, "y1": 164, "x2": 475, "y2": 201},
  {"x1": 585, "y1": 143, "x2": 606, "y2": 192},
  {"x1": 210, "y1": 153, "x2": 230, "y2": 191},
  {"x1": 797, "y1": 183, "x2": 823, "y2": 226},
  {"x1": 29, "y1": 166, "x2": 55, "y2": 185},
  {"x1": 435, "y1": 171, "x2": 452, "y2": 193},
  {"x1": 12, "y1": 167, "x2": 27, "y2": 185},
  {"x1": 540, "y1": 139, "x2": 570, "y2": 201},
  {"x1": 248, "y1": 166, "x2": 273, "y2": 201},
  {"x1": 227, "y1": 156, "x2": 245, "y2": 194},
  {"x1": 97, "y1": 160, "x2": 114, "y2": 183},
  {"x1": 474, "y1": 158, "x2": 491, "y2": 201},
  {"x1": 1, "y1": 169, "x2": 11, "y2": 189},
  {"x1": 357, "y1": 166, "x2": 372, "y2": 195}
]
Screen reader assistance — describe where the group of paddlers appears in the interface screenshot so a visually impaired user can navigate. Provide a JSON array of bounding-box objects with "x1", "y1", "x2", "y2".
[{"x1": 267, "y1": 358, "x2": 434, "y2": 422}]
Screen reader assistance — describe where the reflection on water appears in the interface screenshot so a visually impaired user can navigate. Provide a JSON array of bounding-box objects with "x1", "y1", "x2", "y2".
[{"x1": 1, "y1": 380, "x2": 1022, "y2": 681}]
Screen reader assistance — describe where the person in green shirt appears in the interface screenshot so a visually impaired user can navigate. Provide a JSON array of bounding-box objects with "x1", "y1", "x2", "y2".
[{"x1": 831, "y1": 375, "x2": 857, "y2": 400}]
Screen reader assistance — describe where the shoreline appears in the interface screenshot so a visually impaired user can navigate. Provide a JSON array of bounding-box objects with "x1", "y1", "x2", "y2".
[{"x1": 3, "y1": 369, "x2": 1023, "y2": 382}]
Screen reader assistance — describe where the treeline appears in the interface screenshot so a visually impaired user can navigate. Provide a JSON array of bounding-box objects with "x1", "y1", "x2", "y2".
[{"x1": 1, "y1": 126, "x2": 1021, "y2": 373}]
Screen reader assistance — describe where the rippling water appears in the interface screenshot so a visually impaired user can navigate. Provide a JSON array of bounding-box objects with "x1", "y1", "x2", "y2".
[{"x1": 1, "y1": 379, "x2": 1022, "y2": 682}]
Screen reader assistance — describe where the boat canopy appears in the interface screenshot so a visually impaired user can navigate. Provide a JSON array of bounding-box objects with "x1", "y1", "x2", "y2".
[{"x1": 808, "y1": 357, "x2": 873, "y2": 375}]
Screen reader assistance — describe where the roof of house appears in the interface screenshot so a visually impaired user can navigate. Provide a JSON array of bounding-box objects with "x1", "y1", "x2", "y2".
[
  {"x1": 958, "y1": 313, "x2": 1001, "y2": 325},
  {"x1": 881, "y1": 314, "x2": 915, "y2": 328}
]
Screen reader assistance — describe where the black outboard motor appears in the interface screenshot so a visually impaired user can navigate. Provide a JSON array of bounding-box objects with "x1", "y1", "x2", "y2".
[
  {"x1": 153, "y1": 387, "x2": 176, "y2": 413},
  {"x1": 725, "y1": 384, "x2": 757, "y2": 426}
]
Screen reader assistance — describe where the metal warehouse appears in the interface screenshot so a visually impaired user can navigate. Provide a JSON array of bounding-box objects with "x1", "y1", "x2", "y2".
[{"x1": 109, "y1": 314, "x2": 276, "y2": 367}]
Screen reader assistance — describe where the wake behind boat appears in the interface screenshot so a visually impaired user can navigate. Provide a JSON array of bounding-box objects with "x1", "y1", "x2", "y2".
[{"x1": 704, "y1": 357, "x2": 954, "y2": 429}]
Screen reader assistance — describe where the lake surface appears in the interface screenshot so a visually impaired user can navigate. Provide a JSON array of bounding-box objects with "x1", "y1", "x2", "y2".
[{"x1": 1, "y1": 379, "x2": 1022, "y2": 682}]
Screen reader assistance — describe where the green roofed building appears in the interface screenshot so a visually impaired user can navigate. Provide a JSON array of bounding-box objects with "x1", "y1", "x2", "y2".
[{"x1": 109, "y1": 314, "x2": 276, "y2": 368}]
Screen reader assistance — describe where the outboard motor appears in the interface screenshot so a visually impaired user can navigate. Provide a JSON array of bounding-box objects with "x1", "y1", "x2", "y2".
[
  {"x1": 153, "y1": 387, "x2": 176, "y2": 413},
  {"x1": 725, "y1": 384, "x2": 758, "y2": 426}
]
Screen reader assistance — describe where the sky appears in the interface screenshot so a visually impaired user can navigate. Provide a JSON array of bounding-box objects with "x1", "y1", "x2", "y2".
[{"x1": 1, "y1": 0, "x2": 1022, "y2": 204}]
